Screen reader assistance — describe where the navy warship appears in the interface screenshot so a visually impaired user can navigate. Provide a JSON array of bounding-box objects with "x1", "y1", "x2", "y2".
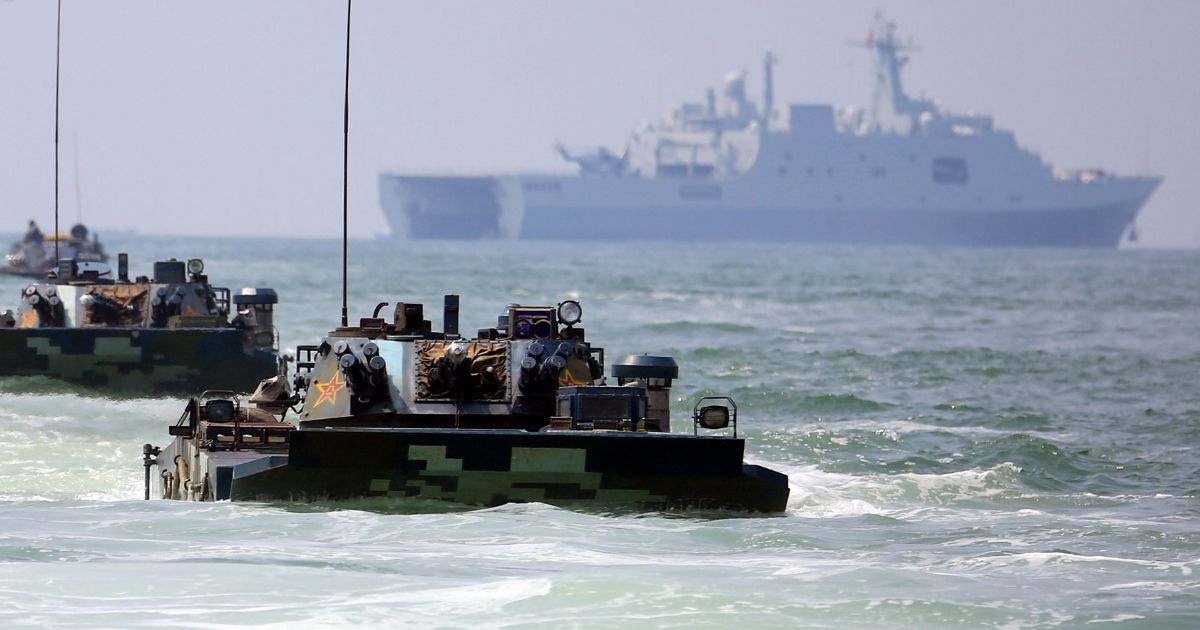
[
  {"x1": 144, "y1": 297, "x2": 790, "y2": 512},
  {"x1": 380, "y1": 14, "x2": 1160, "y2": 247},
  {"x1": 0, "y1": 255, "x2": 283, "y2": 394}
]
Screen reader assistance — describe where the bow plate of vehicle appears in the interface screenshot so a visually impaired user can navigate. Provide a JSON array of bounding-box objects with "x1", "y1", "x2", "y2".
[
  {"x1": 146, "y1": 296, "x2": 790, "y2": 513},
  {"x1": 1, "y1": 255, "x2": 283, "y2": 395}
]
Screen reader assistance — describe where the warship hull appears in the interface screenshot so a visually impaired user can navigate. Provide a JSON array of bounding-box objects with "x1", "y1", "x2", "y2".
[
  {"x1": 163, "y1": 428, "x2": 790, "y2": 512},
  {"x1": 0, "y1": 328, "x2": 279, "y2": 395},
  {"x1": 383, "y1": 174, "x2": 1158, "y2": 248},
  {"x1": 519, "y1": 203, "x2": 1147, "y2": 247}
]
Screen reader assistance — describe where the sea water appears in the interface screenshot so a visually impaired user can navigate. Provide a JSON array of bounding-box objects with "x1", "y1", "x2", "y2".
[{"x1": 0, "y1": 236, "x2": 1197, "y2": 627}]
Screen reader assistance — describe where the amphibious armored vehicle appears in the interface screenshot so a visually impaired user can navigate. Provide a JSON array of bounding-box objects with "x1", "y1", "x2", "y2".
[
  {"x1": 2, "y1": 222, "x2": 108, "y2": 279},
  {"x1": 145, "y1": 296, "x2": 790, "y2": 512},
  {"x1": 1, "y1": 255, "x2": 283, "y2": 394}
]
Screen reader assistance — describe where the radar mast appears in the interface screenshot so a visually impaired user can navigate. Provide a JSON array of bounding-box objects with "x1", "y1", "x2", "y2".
[
  {"x1": 858, "y1": 12, "x2": 922, "y2": 135},
  {"x1": 761, "y1": 51, "x2": 776, "y2": 127}
]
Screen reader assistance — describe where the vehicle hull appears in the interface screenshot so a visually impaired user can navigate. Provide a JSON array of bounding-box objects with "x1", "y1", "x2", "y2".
[
  {"x1": 0, "y1": 328, "x2": 278, "y2": 394},
  {"x1": 168, "y1": 428, "x2": 791, "y2": 513}
]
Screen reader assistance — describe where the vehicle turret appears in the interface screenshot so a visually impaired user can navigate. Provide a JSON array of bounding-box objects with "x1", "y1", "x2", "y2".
[
  {"x1": 4, "y1": 255, "x2": 276, "y2": 332},
  {"x1": 293, "y1": 296, "x2": 604, "y2": 431}
]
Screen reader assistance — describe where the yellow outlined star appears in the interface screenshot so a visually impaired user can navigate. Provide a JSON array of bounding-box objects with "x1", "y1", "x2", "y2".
[
  {"x1": 558, "y1": 358, "x2": 592, "y2": 387},
  {"x1": 312, "y1": 372, "x2": 345, "y2": 408}
]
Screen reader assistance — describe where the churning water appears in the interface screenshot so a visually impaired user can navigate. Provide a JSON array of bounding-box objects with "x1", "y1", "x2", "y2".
[{"x1": 1, "y1": 235, "x2": 1197, "y2": 627}]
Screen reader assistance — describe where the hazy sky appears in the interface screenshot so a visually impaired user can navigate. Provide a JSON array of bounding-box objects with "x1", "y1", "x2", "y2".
[{"x1": 1, "y1": 0, "x2": 1197, "y2": 246}]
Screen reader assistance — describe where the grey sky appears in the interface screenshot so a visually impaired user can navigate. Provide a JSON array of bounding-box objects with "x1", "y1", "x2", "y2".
[{"x1": 1, "y1": 0, "x2": 1197, "y2": 247}]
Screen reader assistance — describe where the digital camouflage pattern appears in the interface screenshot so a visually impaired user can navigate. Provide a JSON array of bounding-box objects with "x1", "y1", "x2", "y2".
[
  {"x1": 225, "y1": 429, "x2": 789, "y2": 512},
  {"x1": 0, "y1": 328, "x2": 279, "y2": 395}
]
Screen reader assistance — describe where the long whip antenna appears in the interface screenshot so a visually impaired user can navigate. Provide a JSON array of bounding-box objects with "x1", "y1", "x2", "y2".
[
  {"x1": 72, "y1": 130, "x2": 82, "y2": 223},
  {"x1": 340, "y1": 0, "x2": 351, "y2": 327},
  {"x1": 53, "y1": 0, "x2": 62, "y2": 265}
]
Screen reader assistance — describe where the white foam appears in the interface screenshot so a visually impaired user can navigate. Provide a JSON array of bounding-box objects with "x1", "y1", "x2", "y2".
[
  {"x1": 803, "y1": 417, "x2": 1063, "y2": 442},
  {"x1": 947, "y1": 552, "x2": 1200, "y2": 575},
  {"x1": 1085, "y1": 614, "x2": 1146, "y2": 624},
  {"x1": 1098, "y1": 580, "x2": 1198, "y2": 593},
  {"x1": 758, "y1": 457, "x2": 1025, "y2": 518},
  {"x1": 751, "y1": 460, "x2": 884, "y2": 517}
]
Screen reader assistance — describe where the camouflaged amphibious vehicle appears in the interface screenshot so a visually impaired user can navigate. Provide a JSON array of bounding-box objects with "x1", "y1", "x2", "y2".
[
  {"x1": 145, "y1": 296, "x2": 790, "y2": 512},
  {"x1": 2, "y1": 222, "x2": 108, "y2": 279},
  {"x1": 1, "y1": 255, "x2": 283, "y2": 395}
]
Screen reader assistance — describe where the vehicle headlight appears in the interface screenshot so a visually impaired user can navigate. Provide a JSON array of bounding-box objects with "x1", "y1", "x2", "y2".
[
  {"x1": 186, "y1": 258, "x2": 204, "y2": 275},
  {"x1": 557, "y1": 300, "x2": 582, "y2": 326}
]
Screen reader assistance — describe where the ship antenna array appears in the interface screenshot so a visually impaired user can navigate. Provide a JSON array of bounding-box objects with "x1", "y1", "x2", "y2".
[
  {"x1": 53, "y1": 0, "x2": 62, "y2": 264},
  {"x1": 340, "y1": 0, "x2": 351, "y2": 327}
]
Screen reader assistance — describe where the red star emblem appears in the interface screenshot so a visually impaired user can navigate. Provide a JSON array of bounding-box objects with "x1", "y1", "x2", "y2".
[
  {"x1": 558, "y1": 364, "x2": 590, "y2": 387},
  {"x1": 312, "y1": 372, "x2": 344, "y2": 408}
]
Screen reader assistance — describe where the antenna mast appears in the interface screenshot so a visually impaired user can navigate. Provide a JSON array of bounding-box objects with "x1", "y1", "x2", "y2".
[
  {"x1": 53, "y1": 0, "x2": 62, "y2": 264},
  {"x1": 761, "y1": 51, "x2": 776, "y2": 127},
  {"x1": 72, "y1": 130, "x2": 82, "y2": 223},
  {"x1": 341, "y1": 0, "x2": 352, "y2": 327}
]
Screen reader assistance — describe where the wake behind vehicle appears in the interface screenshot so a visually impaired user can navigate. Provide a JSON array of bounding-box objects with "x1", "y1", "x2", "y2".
[
  {"x1": 145, "y1": 296, "x2": 790, "y2": 513},
  {"x1": 0, "y1": 255, "x2": 283, "y2": 395}
]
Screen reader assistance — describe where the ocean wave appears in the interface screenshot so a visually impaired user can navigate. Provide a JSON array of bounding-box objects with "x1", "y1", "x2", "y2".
[
  {"x1": 0, "y1": 376, "x2": 182, "y2": 400},
  {"x1": 640, "y1": 320, "x2": 761, "y2": 335},
  {"x1": 944, "y1": 551, "x2": 1200, "y2": 576},
  {"x1": 687, "y1": 390, "x2": 892, "y2": 418},
  {"x1": 767, "y1": 461, "x2": 1025, "y2": 517}
]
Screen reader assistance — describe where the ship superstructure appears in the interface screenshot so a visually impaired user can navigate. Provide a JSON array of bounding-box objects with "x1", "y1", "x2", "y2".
[{"x1": 380, "y1": 15, "x2": 1159, "y2": 247}]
